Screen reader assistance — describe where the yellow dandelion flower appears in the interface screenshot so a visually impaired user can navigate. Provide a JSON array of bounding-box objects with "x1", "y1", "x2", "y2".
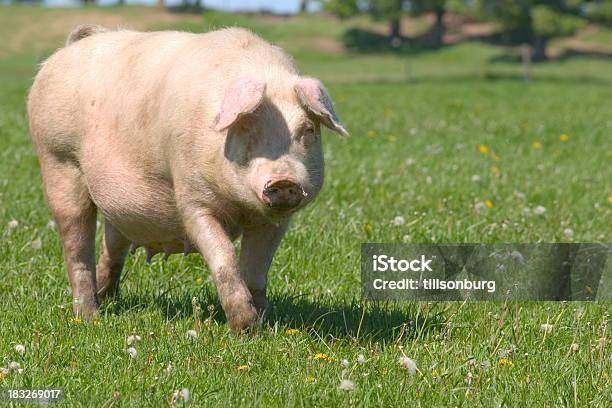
[
  {"x1": 607, "y1": 195, "x2": 612, "y2": 203},
  {"x1": 237, "y1": 365, "x2": 249, "y2": 371},
  {"x1": 363, "y1": 223, "x2": 373, "y2": 235},
  {"x1": 498, "y1": 358, "x2": 513, "y2": 367},
  {"x1": 314, "y1": 353, "x2": 329, "y2": 360},
  {"x1": 313, "y1": 353, "x2": 335, "y2": 362},
  {"x1": 196, "y1": 276, "x2": 204, "y2": 285},
  {"x1": 68, "y1": 317, "x2": 82, "y2": 324},
  {"x1": 286, "y1": 328, "x2": 300, "y2": 335},
  {"x1": 532, "y1": 141, "x2": 543, "y2": 149},
  {"x1": 559, "y1": 134, "x2": 569, "y2": 142},
  {"x1": 92, "y1": 320, "x2": 101, "y2": 326},
  {"x1": 367, "y1": 130, "x2": 376, "y2": 138},
  {"x1": 305, "y1": 376, "x2": 316, "y2": 383},
  {"x1": 485, "y1": 199, "x2": 494, "y2": 209},
  {"x1": 478, "y1": 144, "x2": 489, "y2": 154}
]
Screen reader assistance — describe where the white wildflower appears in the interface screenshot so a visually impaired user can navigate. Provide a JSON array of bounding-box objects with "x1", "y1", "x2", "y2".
[
  {"x1": 392, "y1": 216, "x2": 405, "y2": 226},
  {"x1": 357, "y1": 354, "x2": 366, "y2": 364},
  {"x1": 15, "y1": 344, "x2": 25, "y2": 355},
  {"x1": 563, "y1": 228, "x2": 574, "y2": 239},
  {"x1": 402, "y1": 234, "x2": 412, "y2": 243},
  {"x1": 540, "y1": 323, "x2": 553, "y2": 334},
  {"x1": 471, "y1": 174, "x2": 481, "y2": 182},
  {"x1": 338, "y1": 379, "x2": 355, "y2": 391},
  {"x1": 165, "y1": 362, "x2": 174, "y2": 374},
  {"x1": 126, "y1": 347, "x2": 138, "y2": 358},
  {"x1": 398, "y1": 356, "x2": 417, "y2": 375},
  {"x1": 0, "y1": 367, "x2": 9, "y2": 375},
  {"x1": 481, "y1": 360, "x2": 491, "y2": 371},
  {"x1": 47, "y1": 220, "x2": 56, "y2": 229},
  {"x1": 405, "y1": 157, "x2": 416, "y2": 166},
  {"x1": 341, "y1": 359, "x2": 349, "y2": 368},
  {"x1": 186, "y1": 329, "x2": 198, "y2": 338},
  {"x1": 7, "y1": 220, "x2": 18, "y2": 230},
  {"x1": 533, "y1": 205, "x2": 546, "y2": 215}
]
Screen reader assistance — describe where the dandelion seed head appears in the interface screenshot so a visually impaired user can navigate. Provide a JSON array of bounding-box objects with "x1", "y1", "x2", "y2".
[
  {"x1": 180, "y1": 388, "x2": 190, "y2": 402},
  {"x1": 398, "y1": 356, "x2": 417, "y2": 375},
  {"x1": 533, "y1": 206, "x2": 546, "y2": 215},
  {"x1": 338, "y1": 379, "x2": 355, "y2": 391},
  {"x1": 341, "y1": 359, "x2": 349, "y2": 368},
  {"x1": 126, "y1": 347, "x2": 138, "y2": 358},
  {"x1": 15, "y1": 344, "x2": 25, "y2": 354},
  {"x1": 31, "y1": 238, "x2": 42, "y2": 250},
  {"x1": 7, "y1": 220, "x2": 19, "y2": 229},
  {"x1": 357, "y1": 354, "x2": 366, "y2": 364},
  {"x1": 540, "y1": 323, "x2": 553, "y2": 334},
  {"x1": 8, "y1": 362, "x2": 20, "y2": 371},
  {"x1": 186, "y1": 329, "x2": 198, "y2": 339},
  {"x1": 563, "y1": 228, "x2": 574, "y2": 239},
  {"x1": 392, "y1": 216, "x2": 405, "y2": 226}
]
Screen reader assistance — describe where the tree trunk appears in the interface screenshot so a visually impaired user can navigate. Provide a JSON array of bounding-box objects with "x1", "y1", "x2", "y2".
[
  {"x1": 157, "y1": 0, "x2": 164, "y2": 8},
  {"x1": 390, "y1": 16, "x2": 401, "y2": 39},
  {"x1": 532, "y1": 36, "x2": 548, "y2": 61},
  {"x1": 299, "y1": 0, "x2": 308, "y2": 13},
  {"x1": 432, "y1": 7, "x2": 445, "y2": 48}
]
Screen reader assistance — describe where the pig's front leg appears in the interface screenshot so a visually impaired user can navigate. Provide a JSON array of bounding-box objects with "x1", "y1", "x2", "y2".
[
  {"x1": 183, "y1": 210, "x2": 258, "y2": 332},
  {"x1": 239, "y1": 220, "x2": 290, "y2": 312}
]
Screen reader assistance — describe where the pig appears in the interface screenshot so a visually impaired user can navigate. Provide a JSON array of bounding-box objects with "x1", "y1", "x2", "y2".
[{"x1": 28, "y1": 25, "x2": 348, "y2": 331}]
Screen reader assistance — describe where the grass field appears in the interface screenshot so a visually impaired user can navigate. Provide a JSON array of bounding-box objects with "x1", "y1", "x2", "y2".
[{"x1": 0, "y1": 5, "x2": 611, "y2": 406}]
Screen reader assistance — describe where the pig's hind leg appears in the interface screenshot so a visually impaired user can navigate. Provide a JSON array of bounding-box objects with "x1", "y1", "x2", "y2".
[
  {"x1": 96, "y1": 222, "x2": 131, "y2": 301},
  {"x1": 39, "y1": 157, "x2": 99, "y2": 319}
]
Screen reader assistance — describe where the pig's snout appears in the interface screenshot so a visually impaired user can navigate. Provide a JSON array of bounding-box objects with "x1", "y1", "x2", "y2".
[{"x1": 262, "y1": 177, "x2": 307, "y2": 211}]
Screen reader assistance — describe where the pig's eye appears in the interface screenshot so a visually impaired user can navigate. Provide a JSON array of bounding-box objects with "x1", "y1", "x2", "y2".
[{"x1": 301, "y1": 125, "x2": 317, "y2": 147}]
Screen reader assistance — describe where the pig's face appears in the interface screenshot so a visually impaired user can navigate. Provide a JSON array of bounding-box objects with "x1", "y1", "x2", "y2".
[{"x1": 215, "y1": 77, "x2": 348, "y2": 219}]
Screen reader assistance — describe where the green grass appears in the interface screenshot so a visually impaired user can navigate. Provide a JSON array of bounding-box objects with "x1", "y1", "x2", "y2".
[{"x1": 0, "y1": 6, "x2": 611, "y2": 407}]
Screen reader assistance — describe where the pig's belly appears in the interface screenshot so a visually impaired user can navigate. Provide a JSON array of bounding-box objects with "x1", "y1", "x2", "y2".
[{"x1": 85, "y1": 170, "x2": 185, "y2": 246}]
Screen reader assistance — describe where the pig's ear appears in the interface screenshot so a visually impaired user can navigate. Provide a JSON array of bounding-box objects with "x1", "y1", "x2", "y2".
[
  {"x1": 295, "y1": 77, "x2": 349, "y2": 137},
  {"x1": 214, "y1": 78, "x2": 266, "y2": 131}
]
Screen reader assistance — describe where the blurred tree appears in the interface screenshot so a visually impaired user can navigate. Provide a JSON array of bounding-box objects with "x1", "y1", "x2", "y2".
[
  {"x1": 300, "y1": 0, "x2": 309, "y2": 13},
  {"x1": 586, "y1": 0, "x2": 612, "y2": 23},
  {"x1": 477, "y1": 0, "x2": 587, "y2": 60},
  {"x1": 325, "y1": 0, "x2": 405, "y2": 40},
  {"x1": 411, "y1": 0, "x2": 447, "y2": 48}
]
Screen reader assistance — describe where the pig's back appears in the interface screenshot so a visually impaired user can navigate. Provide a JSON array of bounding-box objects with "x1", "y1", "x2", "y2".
[{"x1": 28, "y1": 27, "x2": 298, "y2": 155}]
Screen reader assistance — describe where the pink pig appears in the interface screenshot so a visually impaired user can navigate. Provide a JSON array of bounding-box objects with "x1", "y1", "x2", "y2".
[{"x1": 28, "y1": 25, "x2": 348, "y2": 331}]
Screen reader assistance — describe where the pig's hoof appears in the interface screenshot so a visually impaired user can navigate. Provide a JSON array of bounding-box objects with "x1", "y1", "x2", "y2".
[
  {"x1": 72, "y1": 297, "x2": 100, "y2": 320},
  {"x1": 226, "y1": 302, "x2": 258, "y2": 332}
]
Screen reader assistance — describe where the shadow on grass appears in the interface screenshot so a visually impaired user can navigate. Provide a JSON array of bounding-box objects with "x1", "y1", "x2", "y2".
[{"x1": 104, "y1": 290, "x2": 445, "y2": 342}]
